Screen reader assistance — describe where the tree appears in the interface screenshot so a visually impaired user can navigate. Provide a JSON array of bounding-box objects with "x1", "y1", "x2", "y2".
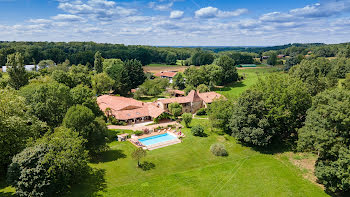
[
  {"x1": 0, "y1": 88, "x2": 47, "y2": 173},
  {"x1": 168, "y1": 102, "x2": 183, "y2": 118},
  {"x1": 202, "y1": 64, "x2": 224, "y2": 86},
  {"x1": 289, "y1": 58, "x2": 338, "y2": 96},
  {"x1": 69, "y1": 64, "x2": 91, "y2": 87},
  {"x1": 191, "y1": 125, "x2": 205, "y2": 137},
  {"x1": 284, "y1": 56, "x2": 302, "y2": 71},
  {"x1": 267, "y1": 53, "x2": 277, "y2": 66},
  {"x1": 208, "y1": 99, "x2": 235, "y2": 132},
  {"x1": 330, "y1": 57, "x2": 350, "y2": 78},
  {"x1": 138, "y1": 78, "x2": 169, "y2": 97},
  {"x1": 70, "y1": 85, "x2": 103, "y2": 117},
  {"x1": 184, "y1": 85, "x2": 195, "y2": 95},
  {"x1": 216, "y1": 55, "x2": 238, "y2": 85},
  {"x1": 191, "y1": 51, "x2": 214, "y2": 66},
  {"x1": 182, "y1": 113, "x2": 192, "y2": 128},
  {"x1": 92, "y1": 73, "x2": 114, "y2": 95},
  {"x1": 51, "y1": 70, "x2": 74, "y2": 87},
  {"x1": 19, "y1": 82, "x2": 72, "y2": 128},
  {"x1": 94, "y1": 51, "x2": 103, "y2": 73},
  {"x1": 6, "y1": 52, "x2": 28, "y2": 90},
  {"x1": 123, "y1": 59, "x2": 146, "y2": 89},
  {"x1": 131, "y1": 147, "x2": 147, "y2": 167},
  {"x1": 230, "y1": 74, "x2": 311, "y2": 147},
  {"x1": 197, "y1": 84, "x2": 210, "y2": 93},
  {"x1": 172, "y1": 73, "x2": 185, "y2": 90},
  {"x1": 166, "y1": 52, "x2": 177, "y2": 65},
  {"x1": 103, "y1": 58, "x2": 129, "y2": 94},
  {"x1": 297, "y1": 89, "x2": 350, "y2": 193},
  {"x1": 337, "y1": 45, "x2": 350, "y2": 58},
  {"x1": 7, "y1": 127, "x2": 89, "y2": 197},
  {"x1": 342, "y1": 73, "x2": 350, "y2": 90},
  {"x1": 63, "y1": 105, "x2": 108, "y2": 154},
  {"x1": 184, "y1": 66, "x2": 206, "y2": 87},
  {"x1": 38, "y1": 59, "x2": 55, "y2": 69}
]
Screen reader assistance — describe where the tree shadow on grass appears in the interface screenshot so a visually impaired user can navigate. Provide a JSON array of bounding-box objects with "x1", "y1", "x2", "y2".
[
  {"x1": 139, "y1": 161, "x2": 156, "y2": 171},
  {"x1": 213, "y1": 81, "x2": 246, "y2": 92},
  {"x1": 91, "y1": 149, "x2": 127, "y2": 163},
  {"x1": 239, "y1": 141, "x2": 294, "y2": 155},
  {"x1": 67, "y1": 168, "x2": 107, "y2": 197}
]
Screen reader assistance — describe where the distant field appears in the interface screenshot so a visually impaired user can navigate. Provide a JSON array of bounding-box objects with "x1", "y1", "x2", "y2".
[{"x1": 143, "y1": 65, "x2": 188, "y2": 73}]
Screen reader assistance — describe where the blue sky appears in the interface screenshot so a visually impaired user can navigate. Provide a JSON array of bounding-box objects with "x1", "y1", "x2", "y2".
[{"x1": 0, "y1": 0, "x2": 349, "y2": 46}]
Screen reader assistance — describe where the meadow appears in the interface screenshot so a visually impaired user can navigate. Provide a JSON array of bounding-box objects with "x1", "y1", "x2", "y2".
[
  {"x1": 214, "y1": 67, "x2": 281, "y2": 99},
  {"x1": 65, "y1": 119, "x2": 327, "y2": 197}
]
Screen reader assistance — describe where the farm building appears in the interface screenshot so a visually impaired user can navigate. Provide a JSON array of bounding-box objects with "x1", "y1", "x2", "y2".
[{"x1": 154, "y1": 71, "x2": 178, "y2": 83}]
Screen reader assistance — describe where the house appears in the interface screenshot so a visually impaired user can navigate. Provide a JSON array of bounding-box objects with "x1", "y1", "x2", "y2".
[
  {"x1": 97, "y1": 90, "x2": 224, "y2": 124},
  {"x1": 277, "y1": 54, "x2": 285, "y2": 59},
  {"x1": 156, "y1": 90, "x2": 224, "y2": 113},
  {"x1": 97, "y1": 95, "x2": 166, "y2": 124},
  {"x1": 2, "y1": 65, "x2": 37, "y2": 72},
  {"x1": 154, "y1": 71, "x2": 178, "y2": 83}
]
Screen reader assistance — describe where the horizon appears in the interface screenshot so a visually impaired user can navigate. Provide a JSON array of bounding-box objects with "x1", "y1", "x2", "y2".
[{"x1": 0, "y1": 0, "x2": 350, "y2": 45}]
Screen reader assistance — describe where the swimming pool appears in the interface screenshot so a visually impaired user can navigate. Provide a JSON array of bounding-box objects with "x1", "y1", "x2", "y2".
[{"x1": 138, "y1": 133, "x2": 177, "y2": 146}]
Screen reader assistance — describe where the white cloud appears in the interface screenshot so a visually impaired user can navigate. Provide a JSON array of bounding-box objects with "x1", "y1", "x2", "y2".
[
  {"x1": 170, "y1": 10, "x2": 184, "y2": 19},
  {"x1": 218, "y1": 8, "x2": 248, "y2": 17},
  {"x1": 195, "y1": 7, "x2": 218, "y2": 18},
  {"x1": 195, "y1": 7, "x2": 248, "y2": 18},
  {"x1": 148, "y1": 1, "x2": 174, "y2": 11}
]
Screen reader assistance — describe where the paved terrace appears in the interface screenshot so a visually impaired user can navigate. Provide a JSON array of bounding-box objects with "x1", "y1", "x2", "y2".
[{"x1": 108, "y1": 120, "x2": 180, "y2": 131}]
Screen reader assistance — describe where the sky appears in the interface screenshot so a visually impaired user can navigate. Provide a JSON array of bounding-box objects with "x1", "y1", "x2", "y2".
[{"x1": 0, "y1": 0, "x2": 350, "y2": 46}]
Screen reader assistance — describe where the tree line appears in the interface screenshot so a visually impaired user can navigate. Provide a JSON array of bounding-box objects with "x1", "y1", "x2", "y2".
[{"x1": 0, "y1": 41, "x2": 193, "y2": 66}]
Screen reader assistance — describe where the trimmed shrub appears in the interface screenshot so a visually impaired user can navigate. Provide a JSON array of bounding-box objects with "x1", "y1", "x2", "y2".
[
  {"x1": 191, "y1": 125, "x2": 205, "y2": 137},
  {"x1": 210, "y1": 143, "x2": 228, "y2": 156},
  {"x1": 133, "y1": 131, "x2": 144, "y2": 136},
  {"x1": 196, "y1": 108, "x2": 207, "y2": 116}
]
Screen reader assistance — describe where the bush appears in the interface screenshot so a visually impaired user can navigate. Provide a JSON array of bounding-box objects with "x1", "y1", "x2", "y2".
[
  {"x1": 196, "y1": 108, "x2": 207, "y2": 116},
  {"x1": 182, "y1": 113, "x2": 192, "y2": 128},
  {"x1": 191, "y1": 125, "x2": 205, "y2": 137},
  {"x1": 210, "y1": 143, "x2": 228, "y2": 156},
  {"x1": 133, "y1": 130, "x2": 144, "y2": 136}
]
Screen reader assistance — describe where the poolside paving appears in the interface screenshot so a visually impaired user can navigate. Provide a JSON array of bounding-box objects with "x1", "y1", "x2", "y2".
[{"x1": 108, "y1": 120, "x2": 180, "y2": 131}]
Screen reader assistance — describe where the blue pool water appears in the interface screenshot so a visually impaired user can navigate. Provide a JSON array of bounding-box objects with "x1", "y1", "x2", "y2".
[{"x1": 138, "y1": 133, "x2": 177, "y2": 146}]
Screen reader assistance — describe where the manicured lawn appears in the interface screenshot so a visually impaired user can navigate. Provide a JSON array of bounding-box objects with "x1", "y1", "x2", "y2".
[
  {"x1": 214, "y1": 67, "x2": 281, "y2": 99},
  {"x1": 65, "y1": 119, "x2": 327, "y2": 197}
]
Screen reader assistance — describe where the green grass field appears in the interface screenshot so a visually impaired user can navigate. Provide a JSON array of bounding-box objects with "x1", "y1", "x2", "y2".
[
  {"x1": 62, "y1": 119, "x2": 327, "y2": 197},
  {"x1": 214, "y1": 67, "x2": 281, "y2": 99}
]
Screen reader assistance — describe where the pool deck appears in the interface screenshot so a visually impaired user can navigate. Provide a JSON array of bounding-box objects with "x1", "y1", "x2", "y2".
[
  {"x1": 108, "y1": 120, "x2": 179, "y2": 131},
  {"x1": 128, "y1": 129, "x2": 184, "y2": 150}
]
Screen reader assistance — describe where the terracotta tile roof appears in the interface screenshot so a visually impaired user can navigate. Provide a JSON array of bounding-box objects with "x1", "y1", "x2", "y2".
[
  {"x1": 158, "y1": 90, "x2": 202, "y2": 104},
  {"x1": 97, "y1": 95, "x2": 165, "y2": 120},
  {"x1": 97, "y1": 95, "x2": 143, "y2": 111},
  {"x1": 154, "y1": 71, "x2": 177, "y2": 78},
  {"x1": 198, "y1": 92, "x2": 225, "y2": 103}
]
